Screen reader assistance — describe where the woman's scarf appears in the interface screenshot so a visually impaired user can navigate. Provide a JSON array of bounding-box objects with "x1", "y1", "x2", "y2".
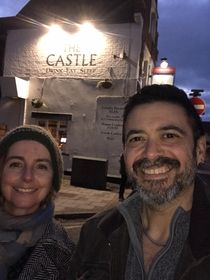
[{"x1": 0, "y1": 202, "x2": 54, "y2": 279}]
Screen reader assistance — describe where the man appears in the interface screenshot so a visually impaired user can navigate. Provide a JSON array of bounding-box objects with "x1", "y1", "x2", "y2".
[
  {"x1": 196, "y1": 145, "x2": 210, "y2": 188},
  {"x1": 205, "y1": 146, "x2": 210, "y2": 164},
  {"x1": 119, "y1": 154, "x2": 128, "y2": 201},
  {"x1": 70, "y1": 85, "x2": 210, "y2": 279}
]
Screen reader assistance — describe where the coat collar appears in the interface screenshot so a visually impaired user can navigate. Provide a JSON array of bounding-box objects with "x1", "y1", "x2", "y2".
[
  {"x1": 98, "y1": 175, "x2": 210, "y2": 259},
  {"x1": 189, "y1": 174, "x2": 210, "y2": 258}
]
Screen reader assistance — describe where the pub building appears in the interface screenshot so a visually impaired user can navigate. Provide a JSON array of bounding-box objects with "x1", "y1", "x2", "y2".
[{"x1": 0, "y1": 0, "x2": 158, "y2": 187}]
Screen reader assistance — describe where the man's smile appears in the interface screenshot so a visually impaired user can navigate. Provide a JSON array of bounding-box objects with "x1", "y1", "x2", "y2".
[{"x1": 142, "y1": 165, "x2": 171, "y2": 175}]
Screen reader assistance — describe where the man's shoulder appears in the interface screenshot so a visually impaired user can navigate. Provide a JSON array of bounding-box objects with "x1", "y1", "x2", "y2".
[
  {"x1": 84, "y1": 206, "x2": 121, "y2": 226},
  {"x1": 81, "y1": 206, "x2": 125, "y2": 237},
  {"x1": 195, "y1": 174, "x2": 210, "y2": 202},
  {"x1": 197, "y1": 163, "x2": 210, "y2": 175}
]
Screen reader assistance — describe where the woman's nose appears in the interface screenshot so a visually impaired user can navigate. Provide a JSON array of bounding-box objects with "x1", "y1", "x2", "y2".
[{"x1": 22, "y1": 166, "x2": 33, "y2": 182}]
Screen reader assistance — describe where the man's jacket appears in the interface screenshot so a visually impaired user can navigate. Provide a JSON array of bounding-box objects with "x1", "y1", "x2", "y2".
[{"x1": 70, "y1": 175, "x2": 210, "y2": 279}]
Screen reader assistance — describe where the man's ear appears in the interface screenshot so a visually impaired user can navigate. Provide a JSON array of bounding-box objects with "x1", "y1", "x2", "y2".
[{"x1": 196, "y1": 135, "x2": 206, "y2": 165}]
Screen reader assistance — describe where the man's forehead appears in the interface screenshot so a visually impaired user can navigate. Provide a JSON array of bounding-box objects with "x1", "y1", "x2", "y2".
[
  {"x1": 134, "y1": 100, "x2": 183, "y2": 108},
  {"x1": 124, "y1": 101, "x2": 191, "y2": 131},
  {"x1": 126, "y1": 101, "x2": 187, "y2": 118}
]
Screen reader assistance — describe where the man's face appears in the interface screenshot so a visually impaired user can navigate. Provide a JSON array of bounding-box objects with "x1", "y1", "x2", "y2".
[{"x1": 123, "y1": 101, "x2": 205, "y2": 207}]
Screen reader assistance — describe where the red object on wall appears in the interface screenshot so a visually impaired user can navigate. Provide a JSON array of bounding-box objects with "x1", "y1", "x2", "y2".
[
  {"x1": 152, "y1": 66, "x2": 176, "y2": 74},
  {"x1": 190, "y1": 96, "x2": 206, "y2": 115}
]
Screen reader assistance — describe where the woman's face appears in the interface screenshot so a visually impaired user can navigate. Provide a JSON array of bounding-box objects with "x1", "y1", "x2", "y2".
[{"x1": 1, "y1": 140, "x2": 53, "y2": 216}]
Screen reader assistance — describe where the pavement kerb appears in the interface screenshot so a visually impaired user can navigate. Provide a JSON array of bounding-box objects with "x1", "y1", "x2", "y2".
[{"x1": 54, "y1": 212, "x2": 96, "y2": 220}]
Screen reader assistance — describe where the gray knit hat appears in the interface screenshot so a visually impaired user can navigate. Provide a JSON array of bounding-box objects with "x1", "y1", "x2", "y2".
[{"x1": 0, "y1": 125, "x2": 63, "y2": 192}]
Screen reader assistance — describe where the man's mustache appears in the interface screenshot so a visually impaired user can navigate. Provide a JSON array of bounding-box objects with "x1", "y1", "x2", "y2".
[{"x1": 133, "y1": 156, "x2": 180, "y2": 173}]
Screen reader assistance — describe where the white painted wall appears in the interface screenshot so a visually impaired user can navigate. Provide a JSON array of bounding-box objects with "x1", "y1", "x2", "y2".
[
  {"x1": 2, "y1": 20, "x2": 143, "y2": 175},
  {"x1": 26, "y1": 77, "x2": 136, "y2": 175}
]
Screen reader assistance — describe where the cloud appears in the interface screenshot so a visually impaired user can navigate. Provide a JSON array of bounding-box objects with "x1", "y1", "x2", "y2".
[{"x1": 158, "y1": 0, "x2": 210, "y2": 94}]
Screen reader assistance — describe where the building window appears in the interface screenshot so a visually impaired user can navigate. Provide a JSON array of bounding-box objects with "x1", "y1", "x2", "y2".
[{"x1": 31, "y1": 112, "x2": 72, "y2": 150}]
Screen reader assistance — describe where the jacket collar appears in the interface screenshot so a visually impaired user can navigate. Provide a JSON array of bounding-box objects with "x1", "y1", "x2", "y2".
[
  {"x1": 189, "y1": 175, "x2": 210, "y2": 258},
  {"x1": 98, "y1": 175, "x2": 210, "y2": 259}
]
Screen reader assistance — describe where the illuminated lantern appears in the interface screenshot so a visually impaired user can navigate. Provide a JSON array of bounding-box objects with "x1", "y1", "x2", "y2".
[
  {"x1": 190, "y1": 96, "x2": 206, "y2": 115},
  {"x1": 151, "y1": 58, "x2": 176, "y2": 85}
]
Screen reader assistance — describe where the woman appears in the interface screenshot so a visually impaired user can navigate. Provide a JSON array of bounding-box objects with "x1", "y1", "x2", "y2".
[{"x1": 0, "y1": 125, "x2": 75, "y2": 279}]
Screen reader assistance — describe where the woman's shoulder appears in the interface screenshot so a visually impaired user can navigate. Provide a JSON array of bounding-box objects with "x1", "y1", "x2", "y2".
[
  {"x1": 10, "y1": 221, "x2": 75, "y2": 280},
  {"x1": 41, "y1": 219, "x2": 75, "y2": 251}
]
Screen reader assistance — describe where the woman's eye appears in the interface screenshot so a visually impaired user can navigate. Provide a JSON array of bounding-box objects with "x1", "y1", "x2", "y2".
[
  {"x1": 9, "y1": 161, "x2": 23, "y2": 168},
  {"x1": 36, "y1": 163, "x2": 48, "y2": 170}
]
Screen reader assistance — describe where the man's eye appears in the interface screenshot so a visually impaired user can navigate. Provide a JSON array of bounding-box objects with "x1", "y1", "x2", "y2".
[
  {"x1": 163, "y1": 133, "x2": 178, "y2": 139},
  {"x1": 127, "y1": 135, "x2": 146, "y2": 145},
  {"x1": 129, "y1": 136, "x2": 142, "y2": 142}
]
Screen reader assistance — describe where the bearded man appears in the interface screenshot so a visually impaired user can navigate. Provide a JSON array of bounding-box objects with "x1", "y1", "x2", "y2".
[{"x1": 70, "y1": 85, "x2": 210, "y2": 280}]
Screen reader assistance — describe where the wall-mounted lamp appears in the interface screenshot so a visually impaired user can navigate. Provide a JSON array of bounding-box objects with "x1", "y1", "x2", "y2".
[
  {"x1": 97, "y1": 79, "x2": 113, "y2": 89},
  {"x1": 97, "y1": 67, "x2": 113, "y2": 89},
  {"x1": 151, "y1": 58, "x2": 176, "y2": 85},
  {"x1": 113, "y1": 48, "x2": 127, "y2": 60},
  {"x1": 160, "y1": 57, "x2": 168, "y2": 68},
  {"x1": 31, "y1": 79, "x2": 46, "y2": 108},
  {"x1": 31, "y1": 98, "x2": 43, "y2": 108}
]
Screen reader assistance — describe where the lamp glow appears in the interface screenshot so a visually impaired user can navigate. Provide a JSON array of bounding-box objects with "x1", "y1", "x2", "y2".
[
  {"x1": 38, "y1": 24, "x2": 71, "y2": 54},
  {"x1": 37, "y1": 21, "x2": 106, "y2": 58},
  {"x1": 160, "y1": 57, "x2": 168, "y2": 68},
  {"x1": 76, "y1": 22, "x2": 106, "y2": 53}
]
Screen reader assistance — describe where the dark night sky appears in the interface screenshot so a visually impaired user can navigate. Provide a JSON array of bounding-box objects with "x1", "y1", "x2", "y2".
[
  {"x1": 0, "y1": 0, "x2": 29, "y2": 17},
  {"x1": 158, "y1": 0, "x2": 210, "y2": 120}
]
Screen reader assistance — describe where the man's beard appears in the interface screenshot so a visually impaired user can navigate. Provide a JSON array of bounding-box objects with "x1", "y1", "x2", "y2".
[{"x1": 129, "y1": 156, "x2": 197, "y2": 207}]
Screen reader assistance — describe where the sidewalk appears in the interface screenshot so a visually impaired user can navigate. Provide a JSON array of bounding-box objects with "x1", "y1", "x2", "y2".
[
  {"x1": 54, "y1": 177, "x2": 131, "y2": 242},
  {"x1": 54, "y1": 177, "x2": 130, "y2": 217}
]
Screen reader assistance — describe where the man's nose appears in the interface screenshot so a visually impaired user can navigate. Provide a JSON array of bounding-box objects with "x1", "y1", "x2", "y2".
[{"x1": 143, "y1": 139, "x2": 162, "y2": 160}]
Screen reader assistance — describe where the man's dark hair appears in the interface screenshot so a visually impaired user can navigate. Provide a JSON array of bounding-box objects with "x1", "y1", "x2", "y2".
[{"x1": 122, "y1": 84, "x2": 205, "y2": 144}]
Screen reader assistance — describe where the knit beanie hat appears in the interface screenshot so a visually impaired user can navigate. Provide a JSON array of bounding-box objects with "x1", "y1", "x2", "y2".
[{"x1": 0, "y1": 125, "x2": 63, "y2": 192}]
